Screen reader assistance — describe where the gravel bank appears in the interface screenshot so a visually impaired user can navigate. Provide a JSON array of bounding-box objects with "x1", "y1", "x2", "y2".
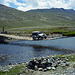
[{"x1": 0, "y1": 54, "x2": 75, "y2": 75}]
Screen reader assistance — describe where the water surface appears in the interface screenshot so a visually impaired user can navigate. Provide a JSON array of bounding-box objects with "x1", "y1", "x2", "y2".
[{"x1": 0, "y1": 37, "x2": 75, "y2": 65}]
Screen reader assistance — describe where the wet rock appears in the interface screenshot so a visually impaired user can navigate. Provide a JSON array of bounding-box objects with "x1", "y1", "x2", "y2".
[
  {"x1": 62, "y1": 63, "x2": 66, "y2": 67},
  {"x1": 27, "y1": 60, "x2": 35, "y2": 69},
  {"x1": 9, "y1": 63, "x2": 12, "y2": 65},
  {"x1": 66, "y1": 62, "x2": 70, "y2": 66},
  {"x1": 38, "y1": 59, "x2": 41, "y2": 64},
  {"x1": 52, "y1": 67, "x2": 56, "y2": 70},
  {"x1": 62, "y1": 60, "x2": 66, "y2": 63},
  {"x1": 41, "y1": 62, "x2": 46, "y2": 68},
  {"x1": 43, "y1": 69, "x2": 47, "y2": 72},
  {"x1": 46, "y1": 67, "x2": 51, "y2": 70},
  {"x1": 57, "y1": 61, "x2": 61, "y2": 66},
  {"x1": 52, "y1": 63, "x2": 57, "y2": 67},
  {"x1": 35, "y1": 65, "x2": 38, "y2": 70},
  {"x1": 40, "y1": 57, "x2": 45, "y2": 61},
  {"x1": 38, "y1": 68, "x2": 43, "y2": 71},
  {"x1": 52, "y1": 57, "x2": 57, "y2": 60},
  {"x1": 46, "y1": 56, "x2": 50, "y2": 59},
  {"x1": 47, "y1": 59, "x2": 51, "y2": 63},
  {"x1": 56, "y1": 57, "x2": 60, "y2": 61},
  {"x1": 51, "y1": 59, "x2": 55, "y2": 63},
  {"x1": 48, "y1": 62, "x2": 52, "y2": 67},
  {"x1": 27, "y1": 56, "x2": 70, "y2": 71}
]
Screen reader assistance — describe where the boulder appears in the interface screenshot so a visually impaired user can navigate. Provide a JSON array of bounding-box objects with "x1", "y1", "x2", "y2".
[
  {"x1": 43, "y1": 69, "x2": 47, "y2": 72},
  {"x1": 52, "y1": 63, "x2": 57, "y2": 67},
  {"x1": 62, "y1": 63, "x2": 66, "y2": 67},
  {"x1": 52, "y1": 67, "x2": 56, "y2": 70},
  {"x1": 38, "y1": 68, "x2": 43, "y2": 71},
  {"x1": 47, "y1": 59, "x2": 51, "y2": 63},
  {"x1": 35, "y1": 65, "x2": 38, "y2": 70},
  {"x1": 27, "y1": 56, "x2": 70, "y2": 71},
  {"x1": 28, "y1": 60, "x2": 35, "y2": 69},
  {"x1": 46, "y1": 67, "x2": 51, "y2": 70},
  {"x1": 66, "y1": 62, "x2": 70, "y2": 66},
  {"x1": 40, "y1": 57, "x2": 45, "y2": 61}
]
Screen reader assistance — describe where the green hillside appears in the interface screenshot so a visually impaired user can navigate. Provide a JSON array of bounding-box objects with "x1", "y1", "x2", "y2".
[{"x1": 0, "y1": 4, "x2": 75, "y2": 34}]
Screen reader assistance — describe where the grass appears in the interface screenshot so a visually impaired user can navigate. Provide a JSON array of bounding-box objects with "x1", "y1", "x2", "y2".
[
  {"x1": 54, "y1": 55, "x2": 64, "y2": 58},
  {"x1": 0, "y1": 5, "x2": 75, "y2": 35},
  {"x1": 55, "y1": 54, "x2": 75, "y2": 62},
  {"x1": 6, "y1": 26, "x2": 75, "y2": 36},
  {"x1": 67, "y1": 55, "x2": 75, "y2": 62},
  {"x1": 0, "y1": 64, "x2": 27, "y2": 75},
  {"x1": 62, "y1": 31, "x2": 75, "y2": 36}
]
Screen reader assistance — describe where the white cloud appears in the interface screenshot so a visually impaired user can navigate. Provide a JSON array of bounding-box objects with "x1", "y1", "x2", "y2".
[
  {"x1": 9, "y1": 0, "x2": 26, "y2": 6},
  {"x1": 17, "y1": 0, "x2": 75, "y2": 11},
  {"x1": 0, "y1": 0, "x2": 75, "y2": 11},
  {"x1": 69, "y1": 0, "x2": 75, "y2": 7},
  {"x1": 0, "y1": 0, "x2": 26, "y2": 7},
  {"x1": 0, "y1": 0, "x2": 11, "y2": 6}
]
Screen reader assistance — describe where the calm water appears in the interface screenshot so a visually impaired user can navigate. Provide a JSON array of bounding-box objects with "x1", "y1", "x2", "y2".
[{"x1": 0, "y1": 37, "x2": 75, "y2": 65}]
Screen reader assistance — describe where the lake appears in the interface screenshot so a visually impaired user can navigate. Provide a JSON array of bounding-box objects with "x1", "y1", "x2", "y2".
[{"x1": 0, "y1": 37, "x2": 75, "y2": 65}]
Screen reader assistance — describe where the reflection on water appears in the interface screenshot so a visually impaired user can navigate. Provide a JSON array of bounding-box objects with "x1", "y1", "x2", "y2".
[
  {"x1": 10, "y1": 37, "x2": 75, "y2": 50},
  {"x1": 0, "y1": 44, "x2": 65, "y2": 65},
  {"x1": 32, "y1": 45, "x2": 64, "y2": 57},
  {"x1": 0, "y1": 55, "x2": 11, "y2": 65},
  {"x1": 0, "y1": 37, "x2": 75, "y2": 65}
]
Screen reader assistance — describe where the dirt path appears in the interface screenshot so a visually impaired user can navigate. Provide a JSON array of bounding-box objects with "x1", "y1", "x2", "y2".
[
  {"x1": 0, "y1": 34, "x2": 32, "y2": 40},
  {"x1": 0, "y1": 33, "x2": 67, "y2": 42}
]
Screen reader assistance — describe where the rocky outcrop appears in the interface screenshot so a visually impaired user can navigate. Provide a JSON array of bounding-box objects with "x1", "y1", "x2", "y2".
[{"x1": 27, "y1": 56, "x2": 70, "y2": 71}]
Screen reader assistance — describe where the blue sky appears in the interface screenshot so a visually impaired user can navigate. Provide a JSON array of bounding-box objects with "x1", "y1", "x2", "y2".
[{"x1": 0, "y1": 0, "x2": 75, "y2": 11}]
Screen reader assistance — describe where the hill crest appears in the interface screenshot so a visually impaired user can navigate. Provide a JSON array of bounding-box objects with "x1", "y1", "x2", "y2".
[{"x1": 0, "y1": 4, "x2": 75, "y2": 33}]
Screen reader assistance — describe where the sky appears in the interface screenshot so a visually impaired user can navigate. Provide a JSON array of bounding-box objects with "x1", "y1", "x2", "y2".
[{"x1": 0, "y1": 0, "x2": 75, "y2": 11}]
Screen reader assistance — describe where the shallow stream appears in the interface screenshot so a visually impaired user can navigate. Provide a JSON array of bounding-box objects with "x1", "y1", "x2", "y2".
[{"x1": 0, "y1": 37, "x2": 75, "y2": 65}]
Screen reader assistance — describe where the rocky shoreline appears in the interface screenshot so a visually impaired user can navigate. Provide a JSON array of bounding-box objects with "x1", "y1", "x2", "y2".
[
  {"x1": 0, "y1": 54, "x2": 75, "y2": 75},
  {"x1": 27, "y1": 55, "x2": 70, "y2": 71}
]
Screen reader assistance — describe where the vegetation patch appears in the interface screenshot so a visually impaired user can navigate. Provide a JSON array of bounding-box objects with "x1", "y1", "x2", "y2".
[
  {"x1": 62, "y1": 31, "x2": 75, "y2": 36},
  {"x1": 0, "y1": 5, "x2": 75, "y2": 35},
  {"x1": 67, "y1": 55, "x2": 75, "y2": 62},
  {"x1": 0, "y1": 64, "x2": 27, "y2": 75},
  {"x1": 55, "y1": 54, "x2": 75, "y2": 62}
]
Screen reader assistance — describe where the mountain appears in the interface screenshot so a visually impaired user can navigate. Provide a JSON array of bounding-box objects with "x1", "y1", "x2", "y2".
[
  {"x1": 0, "y1": 4, "x2": 75, "y2": 33},
  {"x1": 29, "y1": 8, "x2": 75, "y2": 13}
]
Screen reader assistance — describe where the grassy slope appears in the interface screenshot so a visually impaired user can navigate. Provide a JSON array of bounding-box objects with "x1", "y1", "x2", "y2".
[{"x1": 0, "y1": 4, "x2": 75, "y2": 34}]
